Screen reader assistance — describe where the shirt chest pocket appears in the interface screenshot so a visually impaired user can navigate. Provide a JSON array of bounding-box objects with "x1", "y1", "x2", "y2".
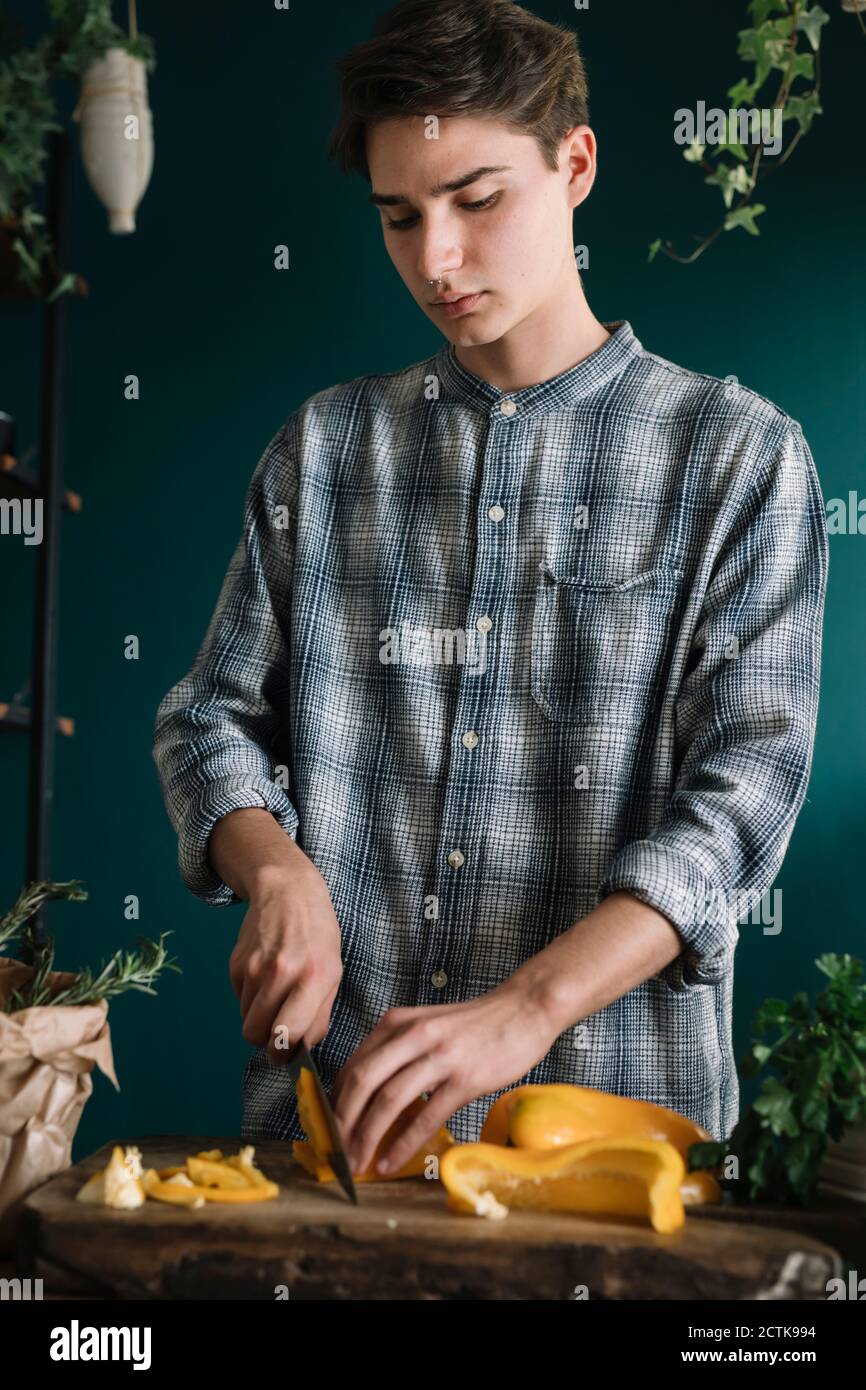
[{"x1": 530, "y1": 561, "x2": 685, "y2": 725}]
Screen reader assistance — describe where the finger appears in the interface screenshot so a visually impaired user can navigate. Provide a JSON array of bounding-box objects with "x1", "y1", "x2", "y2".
[
  {"x1": 239, "y1": 955, "x2": 295, "y2": 1021},
  {"x1": 339, "y1": 1007, "x2": 409, "y2": 1067},
  {"x1": 331, "y1": 1008, "x2": 416, "y2": 1107},
  {"x1": 242, "y1": 968, "x2": 307, "y2": 1049},
  {"x1": 331, "y1": 1002, "x2": 463, "y2": 1105},
  {"x1": 261, "y1": 976, "x2": 326, "y2": 1060},
  {"x1": 305, "y1": 982, "x2": 341, "y2": 1049},
  {"x1": 376, "y1": 1082, "x2": 462, "y2": 1176},
  {"x1": 238, "y1": 967, "x2": 258, "y2": 1018},
  {"x1": 228, "y1": 956, "x2": 244, "y2": 1000},
  {"x1": 348, "y1": 1053, "x2": 447, "y2": 1178},
  {"x1": 332, "y1": 1016, "x2": 422, "y2": 1139}
]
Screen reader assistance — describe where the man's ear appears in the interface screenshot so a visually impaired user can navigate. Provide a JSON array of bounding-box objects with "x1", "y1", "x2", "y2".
[{"x1": 562, "y1": 126, "x2": 597, "y2": 209}]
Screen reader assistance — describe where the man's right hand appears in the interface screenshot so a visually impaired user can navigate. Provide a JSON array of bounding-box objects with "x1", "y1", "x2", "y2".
[{"x1": 210, "y1": 809, "x2": 343, "y2": 1063}]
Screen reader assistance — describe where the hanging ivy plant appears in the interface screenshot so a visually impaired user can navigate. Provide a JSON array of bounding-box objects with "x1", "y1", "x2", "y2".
[
  {"x1": 649, "y1": 0, "x2": 862, "y2": 265},
  {"x1": 0, "y1": 1, "x2": 155, "y2": 300}
]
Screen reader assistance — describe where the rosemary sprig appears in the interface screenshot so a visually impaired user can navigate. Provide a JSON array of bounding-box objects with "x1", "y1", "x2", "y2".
[
  {"x1": 0, "y1": 879, "x2": 180, "y2": 1013},
  {"x1": 0, "y1": 879, "x2": 87, "y2": 953},
  {"x1": 38, "y1": 933, "x2": 179, "y2": 1007}
]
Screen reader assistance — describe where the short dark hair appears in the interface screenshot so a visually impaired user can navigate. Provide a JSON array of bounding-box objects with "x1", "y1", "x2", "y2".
[{"x1": 327, "y1": 0, "x2": 590, "y2": 182}]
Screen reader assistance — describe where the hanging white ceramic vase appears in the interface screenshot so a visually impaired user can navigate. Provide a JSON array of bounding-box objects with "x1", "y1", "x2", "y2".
[{"x1": 73, "y1": 47, "x2": 154, "y2": 234}]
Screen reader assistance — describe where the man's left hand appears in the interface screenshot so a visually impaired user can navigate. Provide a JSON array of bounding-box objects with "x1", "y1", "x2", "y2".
[{"x1": 330, "y1": 979, "x2": 560, "y2": 1176}]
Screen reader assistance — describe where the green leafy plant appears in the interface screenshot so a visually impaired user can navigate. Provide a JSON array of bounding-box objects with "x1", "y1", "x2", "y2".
[
  {"x1": 688, "y1": 953, "x2": 866, "y2": 1206},
  {"x1": 649, "y1": 0, "x2": 863, "y2": 264},
  {"x1": 0, "y1": 1, "x2": 155, "y2": 299},
  {"x1": 0, "y1": 878, "x2": 180, "y2": 1011}
]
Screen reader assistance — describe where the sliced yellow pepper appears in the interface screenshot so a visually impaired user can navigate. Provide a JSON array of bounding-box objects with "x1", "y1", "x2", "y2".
[
  {"x1": 439, "y1": 1137, "x2": 686, "y2": 1234},
  {"x1": 186, "y1": 1156, "x2": 251, "y2": 1189},
  {"x1": 142, "y1": 1166, "x2": 278, "y2": 1204},
  {"x1": 481, "y1": 1084, "x2": 721, "y2": 1207},
  {"x1": 142, "y1": 1168, "x2": 206, "y2": 1207}
]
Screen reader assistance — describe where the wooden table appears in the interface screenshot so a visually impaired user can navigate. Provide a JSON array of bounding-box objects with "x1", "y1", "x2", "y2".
[{"x1": 10, "y1": 1134, "x2": 863, "y2": 1300}]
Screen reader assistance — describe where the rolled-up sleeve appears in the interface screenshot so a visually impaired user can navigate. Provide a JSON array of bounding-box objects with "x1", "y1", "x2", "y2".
[
  {"x1": 152, "y1": 422, "x2": 300, "y2": 906},
  {"x1": 596, "y1": 419, "x2": 829, "y2": 988}
]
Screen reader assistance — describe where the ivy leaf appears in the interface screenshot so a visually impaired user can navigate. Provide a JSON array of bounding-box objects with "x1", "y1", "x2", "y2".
[
  {"x1": 46, "y1": 271, "x2": 78, "y2": 302},
  {"x1": 705, "y1": 162, "x2": 755, "y2": 209},
  {"x1": 780, "y1": 51, "x2": 816, "y2": 82},
  {"x1": 796, "y1": 5, "x2": 830, "y2": 51},
  {"x1": 716, "y1": 139, "x2": 749, "y2": 163},
  {"x1": 748, "y1": 0, "x2": 788, "y2": 25},
  {"x1": 737, "y1": 19, "x2": 796, "y2": 90},
  {"x1": 10, "y1": 234, "x2": 41, "y2": 278},
  {"x1": 727, "y1": 77, "x2": 760, "y2": 106},
  {"x1": 706, "y1": 165, "x2": 733, "y2": 205},
  {"x1": 783, "y1": 91, "x2": 823, "y2": 134},
  {"x1": 647, "y1": 238, "x2": 662, "y2": 263}
]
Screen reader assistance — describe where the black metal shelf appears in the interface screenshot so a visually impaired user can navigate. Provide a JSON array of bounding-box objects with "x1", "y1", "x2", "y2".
[
  {"x1": 1, "y1": 130, "x2": 79, "y2": 940},
  {"x1": 0, "y1": 704, "x2": 74, "y2": 737},
  {"x1": 1, "y1": 454, "x2": 81, "y2": 512}
]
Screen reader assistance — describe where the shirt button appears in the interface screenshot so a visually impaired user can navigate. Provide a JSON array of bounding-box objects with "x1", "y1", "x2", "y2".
[
  {"x1": 475, "y1": 615, "x2": 493, "y2": 634},
  {"x1": 487, "y1": 504, "x2": 505, "y2": 522},
  {"x1": 461, "y1": 730, "x2": 479, "y2": 749},
  {"x1": 447, "y1": 849, "x2": 465, "y2": 869},
  {"x1": 431, "y1": 969, "x2": 448, "y2": 990},
  {"x1": 499, "y1": 398, "x2": 517, "y2": 417}
]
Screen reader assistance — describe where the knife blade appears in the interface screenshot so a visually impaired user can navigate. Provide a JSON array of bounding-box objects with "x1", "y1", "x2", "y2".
[{"x1": 284, "y1": 1039, "x2": 358, "y2": 1205}]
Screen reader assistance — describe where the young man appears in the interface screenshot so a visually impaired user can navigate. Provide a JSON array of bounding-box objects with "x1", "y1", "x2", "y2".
[{"x1": 153, "y1": 0, "x2": 828, "y2": 1179}]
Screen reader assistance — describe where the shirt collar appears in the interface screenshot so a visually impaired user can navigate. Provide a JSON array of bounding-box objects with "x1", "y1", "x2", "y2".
[{"x1": 433, "y1": 319, "x2": 643, "y2": 418}]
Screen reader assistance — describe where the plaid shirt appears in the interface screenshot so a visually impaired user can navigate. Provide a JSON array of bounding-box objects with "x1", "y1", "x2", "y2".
[{"x1": 152, "y1": 319, "x2": 828, "y2": 1145}]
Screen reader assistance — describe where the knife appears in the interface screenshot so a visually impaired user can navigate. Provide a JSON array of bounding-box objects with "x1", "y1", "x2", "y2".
[{"x1": 284, "y1": 1039, "x2": 358, "y2": 1205}]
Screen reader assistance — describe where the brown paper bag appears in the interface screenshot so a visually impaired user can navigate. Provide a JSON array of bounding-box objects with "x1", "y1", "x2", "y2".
[{"x1": 0, "y1": 957, "x2": 119, "y2": 1254}]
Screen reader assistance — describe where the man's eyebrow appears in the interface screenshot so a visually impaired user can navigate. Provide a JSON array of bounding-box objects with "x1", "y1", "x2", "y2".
[{"x1": 368, "y1": 165, "x2": 513, "y2": 207}]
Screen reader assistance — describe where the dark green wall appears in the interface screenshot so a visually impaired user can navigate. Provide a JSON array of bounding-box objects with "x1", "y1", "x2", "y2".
[{"x1": 1, "y1": 1, "x2": 862, "y2": 1162}]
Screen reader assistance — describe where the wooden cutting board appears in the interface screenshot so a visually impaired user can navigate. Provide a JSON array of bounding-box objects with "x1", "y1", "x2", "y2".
[{"x1": 14, "y1": 1134, "x2": 848, "y2": 1300}]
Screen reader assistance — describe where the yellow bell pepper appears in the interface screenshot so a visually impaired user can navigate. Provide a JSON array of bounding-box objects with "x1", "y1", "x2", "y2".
[
  {"x1": 481, "y1": 1084, "x2": 721, "y2": 1206},
  {"x1": 440, "y1": 1136, "x2": 686, "y2": 1234}
]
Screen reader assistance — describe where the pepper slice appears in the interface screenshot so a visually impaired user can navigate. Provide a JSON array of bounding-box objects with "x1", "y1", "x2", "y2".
[
  {"x1": 293, "y1": 1091, "x2": 455, "y2": 1183},
  {"x1": 186, "y1": 1156, "x2": 251, "y2": 1190},
  {"x1": 439, "y1": 1137, "x2": 686, "y2": 1234},
  {"x1": 480, "y1": 1084, "x2": 721, "y2": 1206},
  {"x1": 142, "y1": 1168, "x2": 279, "y2": 1204}
]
